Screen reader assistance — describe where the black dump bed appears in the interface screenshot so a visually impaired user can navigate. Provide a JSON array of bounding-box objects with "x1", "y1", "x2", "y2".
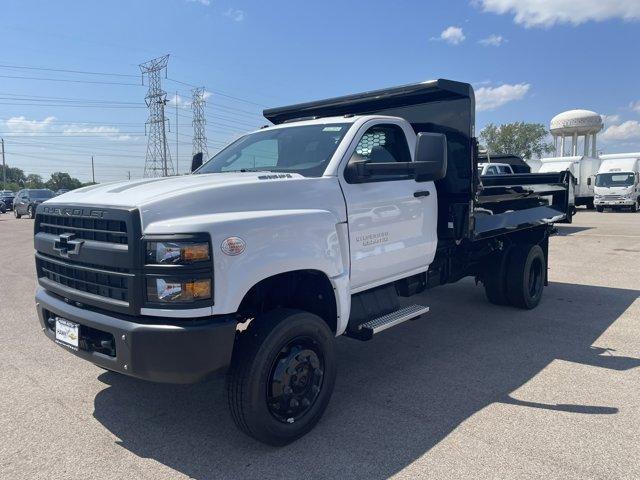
[{"x1": 264, "y1": 79, "x2": 572, "y2": 242}]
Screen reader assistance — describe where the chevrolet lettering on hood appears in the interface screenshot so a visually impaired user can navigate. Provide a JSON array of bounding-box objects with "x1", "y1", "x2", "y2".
[{"x1": 42, "y1": 206, "x2": 105, "y2": 218}]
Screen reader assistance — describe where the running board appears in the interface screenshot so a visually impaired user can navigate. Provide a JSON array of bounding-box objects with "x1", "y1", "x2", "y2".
[{"x1": 349, "y1": 304, "x2": 429, "y2": 341}]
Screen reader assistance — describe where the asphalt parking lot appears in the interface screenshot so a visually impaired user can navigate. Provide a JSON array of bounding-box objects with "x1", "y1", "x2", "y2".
[{"x1": 1, "y1": 211, "x2": 639, "y2": 480}]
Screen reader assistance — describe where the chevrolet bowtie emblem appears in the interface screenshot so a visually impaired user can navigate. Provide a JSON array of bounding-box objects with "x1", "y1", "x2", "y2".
[{"x1": 53, "y1": 233, "x2": 84, "y2": 258}]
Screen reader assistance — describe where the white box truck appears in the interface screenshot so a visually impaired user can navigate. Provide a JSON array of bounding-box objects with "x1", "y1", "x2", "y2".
[
  {"x1": 33, "y1": 79, "x2": 572, "y2": 445},
  {"x1": 594, "y1": 153, "x2": 640, "y2": 212},
  {"x1": 538, "y1": 155, "x2": 600, "y2": 209}
]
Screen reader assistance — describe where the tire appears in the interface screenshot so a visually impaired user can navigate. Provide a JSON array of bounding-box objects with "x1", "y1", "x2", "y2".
[
  {"x1": 226, "y1": 309, "x2": 336, "y2": 446},
  {"x1": 596, "y1": 206, "x2": 604, "y2": 213},
  {"x1": 506, "y1": 244, "x2": 546, "y2": 310},
  {"x1": 27, "y1": 205, "x2": 35, "y2": 219},
  {"x1": 14, "y1": 208, "x2": 21, "y2": 219},
  {"x1": 632, "y1": 199, "x2": 639, "y2": 213},
  {"x1": 483, "y1": 249, "x2": 511, "y2": 305},
  {"x1": 586, "y1": 199, "x2": 595, "y2": 210}
]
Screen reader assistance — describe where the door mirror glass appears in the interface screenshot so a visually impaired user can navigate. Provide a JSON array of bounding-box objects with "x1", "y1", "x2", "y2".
[
  {"x1": 191, "y1": 152, "x2": 204, "y2": 173},
  {"x1": 414, "y1": 132, "x2": 447, "y2": 182}
]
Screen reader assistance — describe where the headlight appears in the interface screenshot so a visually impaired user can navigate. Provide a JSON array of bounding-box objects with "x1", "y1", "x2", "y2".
[
  {"x1": 147, "y1": 278, "x2": 212, "y2": 303},
  {"x1": 145, "y1": 241, "x2": 210, "y2": 265}
]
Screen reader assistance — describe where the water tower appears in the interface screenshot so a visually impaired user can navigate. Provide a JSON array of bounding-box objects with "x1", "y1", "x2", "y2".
[{"x1": 550, "y1": 110, "x2": 603, "y2": 158}]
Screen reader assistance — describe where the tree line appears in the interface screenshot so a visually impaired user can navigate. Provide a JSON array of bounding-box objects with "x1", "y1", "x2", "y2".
[{"x1": 1, "y1": 165, "x2": 93, "y2": 192}]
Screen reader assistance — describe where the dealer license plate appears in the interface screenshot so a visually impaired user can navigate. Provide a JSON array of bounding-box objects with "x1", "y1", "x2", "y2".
[{"x1": 55, "y1": 317, "x2": 79, "y2": 348}]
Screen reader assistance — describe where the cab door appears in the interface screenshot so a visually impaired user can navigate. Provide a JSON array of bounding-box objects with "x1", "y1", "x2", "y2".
[{"x1": 339, "y1": 121, "x2": 437, "y2": 292}]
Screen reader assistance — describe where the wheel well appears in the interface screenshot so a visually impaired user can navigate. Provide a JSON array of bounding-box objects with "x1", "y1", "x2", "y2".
[{"x1": 237, "y1": 270, "x2": 337, "y2": 333}]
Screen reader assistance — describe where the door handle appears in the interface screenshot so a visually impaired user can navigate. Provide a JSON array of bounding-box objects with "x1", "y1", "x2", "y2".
[{"x1": 413, "y1": 190, "x2": 430, "y2": 198}]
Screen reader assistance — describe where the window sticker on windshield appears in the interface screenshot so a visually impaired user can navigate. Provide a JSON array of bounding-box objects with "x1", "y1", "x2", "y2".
[{"x1": 323, "y1": 126, "x2": 343, "y2": 132}]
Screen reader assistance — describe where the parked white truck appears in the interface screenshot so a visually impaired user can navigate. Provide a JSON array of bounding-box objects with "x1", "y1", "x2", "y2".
[
  {"x1": 538, "y1": 155, "x2": 600, "y2": 209},
  {"x1": 34, "y1": 80, "x2": 572, "y2": 445},
  {"x1": 594, "y1": 153, "x2": 640, "y2": 212}
]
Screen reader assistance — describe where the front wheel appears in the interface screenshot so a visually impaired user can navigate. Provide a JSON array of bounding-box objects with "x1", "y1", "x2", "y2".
[
  {"x1": 27, "y1": 205, "x2": 35, "y2": 219},
  {"x1": 226, "y1": 309, "x2": 336, "y2": 446},
  {"x1": 596, "y1": 206, "x2": 604, "y2": 213},
  {"x1": 632, "y1": 199, "x2": 639, "y2": 213},
  {"x1": 14, "y1": 208, "x2": 21, "y2": 219}
]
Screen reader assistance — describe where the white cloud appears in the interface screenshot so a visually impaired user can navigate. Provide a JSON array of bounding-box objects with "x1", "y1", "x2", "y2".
[
  {"x1": 601, "y1": 121, "x2": 640, "y2": 141},
  {"x1": 168, "y1": 93, "x2": 190, "y2": 108},
  {"x1": 478, "y1": 34, "x2": 505, "y2": 47},
  {"x1": 475, "y1": 83, "x2": 530, "y2": 111},
  {"x1": 185, "y1": 0, "x2": 210, "y2": 5},
  {"x1": 202, "y1": 90, "x2": 212, "y2": 100},
  {"x1": 602, "y1": 114, "x2": 621, "y2": 125},
  {"x1": 224, "y1": 8, "x2": 245, "y2": 22},
  {"x1": 630, "y1": 101, "x2": 640, "y2": 113},
  {"x1": 62, "y1": 125, "x2": 135, "y2": 142},
  {"x1": 434, "y1": 26, "x2": 466, "y2": 45},
  {"x1": 476, "y1": 0, "x2": 640, "y2": 28},
  {"x1": 5, "y1": 116, "x2": 56, "y2": 135}
]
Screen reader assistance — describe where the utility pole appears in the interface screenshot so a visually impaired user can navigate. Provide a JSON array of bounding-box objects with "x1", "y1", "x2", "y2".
[
  {"x1": 1, "y1": 138, "x2": 5, "y2": 191},
  {"x1": 91, "y1": 155, "x2": 95, "y2": 184},
  {"x1": 192, "y1": 87, "x2": 208, "y2": 164},
  {"x1": 175, "y1": 90, "x2": 179, "y2": 175},
  {"x1": 140, "y1": 55, "x2": 174, "y2": 177}
]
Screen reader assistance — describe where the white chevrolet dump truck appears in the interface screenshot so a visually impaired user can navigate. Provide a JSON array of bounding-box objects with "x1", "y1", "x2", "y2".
[{"x1": 34, "y1": 80, "x2": 572, "y2": 445}]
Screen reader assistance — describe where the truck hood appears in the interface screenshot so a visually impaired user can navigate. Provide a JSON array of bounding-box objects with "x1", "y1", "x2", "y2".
[{"x1": 48, "y1": 172, "x2": 347, "y2": 229}]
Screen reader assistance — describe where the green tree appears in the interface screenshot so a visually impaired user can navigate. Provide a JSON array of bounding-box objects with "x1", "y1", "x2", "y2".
[
  {"x1": 45, "y1": 172, "x2": 83, "y2": 191},
  {"x1": 25, "y1": 174, "x2": 44, "y2": 188},
  {"x1": 480, "y1": 122, "x2": 555, "y2": 160}
]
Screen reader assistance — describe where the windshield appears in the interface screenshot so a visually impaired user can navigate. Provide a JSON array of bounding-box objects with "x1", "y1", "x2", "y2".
[
  {"x1": 196, "y1": 123, "x2": 352, "y2": 177},
  {"x1": 595, "y1": 172, "x2": 635, "y2": 187},
  {"x1": 30, "y1": 189, "x2": 55, "y2": 199}
]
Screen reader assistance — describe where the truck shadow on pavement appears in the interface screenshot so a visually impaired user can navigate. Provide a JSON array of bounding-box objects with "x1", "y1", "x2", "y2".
[{"x1": 92, "y1": 280, "x2": 640, "y2": 480}]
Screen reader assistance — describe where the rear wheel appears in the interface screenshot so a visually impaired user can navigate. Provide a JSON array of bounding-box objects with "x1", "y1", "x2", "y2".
[
  {"x1": 506, "y1": 244, "x2": 546, "y2": 309},
  {"x1": 227, "y1": 309, "x2": 336, "y2": 446},
  {"x1": 14, "y1": 208, "x2": 21, "y2": 219},
  {"x1": 483, "y1": 249, "x2": 511, "y2": 306}
]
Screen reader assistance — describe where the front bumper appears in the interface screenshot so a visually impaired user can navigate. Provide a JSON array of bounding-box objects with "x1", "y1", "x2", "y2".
[
  {"x1": 36, "y1": 288, "x2": 237, "y2": 384},
  {"x1": 594, "y1": 197, "x2": 635, "y2": 206}
]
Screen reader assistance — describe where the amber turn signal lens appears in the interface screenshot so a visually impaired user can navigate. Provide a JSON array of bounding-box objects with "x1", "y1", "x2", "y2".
[
  {"x1": 182, "y1": 244, "x2": 210, "y2": 263},
  {"x1": 184, "y1": 279, "x2": 211, "y2": 299}
]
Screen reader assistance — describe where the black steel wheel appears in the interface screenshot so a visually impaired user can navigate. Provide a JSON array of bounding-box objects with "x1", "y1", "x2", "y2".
[
  {"x1": 227, "y1": 309, "x2": 336, "y2": 446},
  {"x1": 506, "y1": 244, "x2": 546, "y2": 309},
  {"x1": 267, "y1": 336, "x2": 324, "y2": 423}
]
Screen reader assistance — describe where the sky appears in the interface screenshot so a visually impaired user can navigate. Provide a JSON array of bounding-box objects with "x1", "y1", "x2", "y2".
[{"x1": 0, "y1": 0, "x2": 639, "y2": 183}]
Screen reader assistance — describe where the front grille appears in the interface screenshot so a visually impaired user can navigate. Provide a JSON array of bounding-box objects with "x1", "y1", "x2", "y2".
[
  {"x1": 38, "y1": 255, "x2": 130, "y2": 302},
  {"x1": 603, "y1": 195, "x2": 622, "y2": 200},
  {"x1": 38, "y1": 214, "x2": 128, "y2": 244}
]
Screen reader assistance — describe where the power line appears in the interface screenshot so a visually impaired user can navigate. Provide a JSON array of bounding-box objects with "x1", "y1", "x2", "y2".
[
  {"x1": 0, "y1": 74, "x2": 141, "y2": 86},
  {"x1": 0, "y1": 62, "x2": 139, "y2": 78}
]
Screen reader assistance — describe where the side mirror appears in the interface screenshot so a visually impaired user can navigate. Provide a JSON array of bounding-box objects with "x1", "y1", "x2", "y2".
[
  {"x1": 414, "y1": 132, "x2": 447, "y2": 182},
  {"x1": 191, "y1": 152, "x2": 204, "y2": 173}
]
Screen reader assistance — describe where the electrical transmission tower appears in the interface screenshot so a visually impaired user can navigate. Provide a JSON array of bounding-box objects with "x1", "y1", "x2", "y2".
[
  {"x1": 140, "y1": 55, "x2": 174, "y2": 177},
  {"x1": 192, "y1": 87, "x2": 208, "y2": 164}
]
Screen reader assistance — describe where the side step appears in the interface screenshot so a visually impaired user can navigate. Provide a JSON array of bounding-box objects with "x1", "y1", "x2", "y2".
[{"x1": 350, "y1": 304, "x2": 429, "y2": 341}]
